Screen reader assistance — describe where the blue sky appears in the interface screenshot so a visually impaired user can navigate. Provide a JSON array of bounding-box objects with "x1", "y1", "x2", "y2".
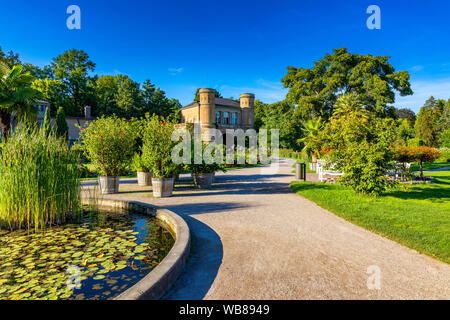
[{"x1": 1, "y1": 0, "x2": 450, "y2": 112}]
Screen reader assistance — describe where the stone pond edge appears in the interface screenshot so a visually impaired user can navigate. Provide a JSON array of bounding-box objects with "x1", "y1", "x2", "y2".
[{"x1": 81, "y1": 198, "x2": 190, "y2": 300}]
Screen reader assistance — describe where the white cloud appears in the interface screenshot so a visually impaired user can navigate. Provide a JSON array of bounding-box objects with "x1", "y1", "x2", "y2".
[
  {"x1": 219, "y1": 79, "x2": 287, "y2": 103},
  {"x1": 395, "y1": 78, "x2": 450, "y2": 112},
  {"x1": 409, "y1": 65, "x2": 424, "y2": 72},
  {"x1": 168, "y1": 67, "x2": 184, "y2": 76}
]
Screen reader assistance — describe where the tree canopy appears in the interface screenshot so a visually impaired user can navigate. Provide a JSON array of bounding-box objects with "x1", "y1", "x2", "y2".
[
  {"x1": 415, "y1": 96, "x2": 446, "y2": 147},
  {"x1": 1, "y1": 46, "x2": 181, "y2": 120},
  {"x1": 281, "y1": 48, "x2": 413, "y2": 120}
]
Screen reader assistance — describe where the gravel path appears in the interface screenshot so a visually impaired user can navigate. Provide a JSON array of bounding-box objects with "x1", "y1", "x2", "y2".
[{"x1": 85, "y1": 159, "x2": 450, "y2": 299}]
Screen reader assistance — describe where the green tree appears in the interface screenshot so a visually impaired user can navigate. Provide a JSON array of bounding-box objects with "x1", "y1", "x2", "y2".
[
  {"x1": 55, "y1": 107, "x2": 68, "y2": 139},
  {"x1": 140, "y1": 80, "x2": 181, "y2": 119},
  {"x1": 94, "y1": 75, "x2": 121, "y2": 116},
  {"x1": 395, "y1": 108, "x2": 416, "y2": 127},
  {"x1": 0, "y1": 62, "x2": 39, "y2": 139},
  {"x1": 51, "y1": 49, "x2": 96, "y2": 116},
  {"x1": 415, "y1": 97, "x2": 443, "y2": 147},
  {"x1": 115, "y1": 77, "x2": 142, "y2": 117},
  {"x1": 317, "y1": 96, "x2": 400, "y2": 195},
  {"x1": 31, "y1": 78, "x2": 69, "y2": 115},
  {"x1": 439, "y1": 128, "x2": 450, "y2": 148},
  {"x1": 260, "y1": 100, "x2": 302, "y2": 150},
  {"x1": 0, "y1": 46, "x2": 21, "y2": 68},
  {"x1": 253, "y1": 99, "x2": 268, "y2": 131},
  {"x1": 282, "y1": 48, "x2": 413, "y2": 120},
  {"x1": 297, "y1": 118, "x2": 324, "y2": 158}
]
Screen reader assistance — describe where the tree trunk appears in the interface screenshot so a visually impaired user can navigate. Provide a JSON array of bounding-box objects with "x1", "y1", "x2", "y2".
[
  {"x1": 419, "y1": 161, "x2": 423, "y2": 179},
  {"x1": 0, "y1": 110, "x2": 11, "y2": 141}
]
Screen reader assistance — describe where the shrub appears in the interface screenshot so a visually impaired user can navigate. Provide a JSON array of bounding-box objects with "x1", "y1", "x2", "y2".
[
  {"x1": 131, "y1": 153, "x2": 150, "y2": 172},
  {"x1": 321, "y1": 106, "x2": 398, "y2": 195},
  {"x1": 437, "y1": 147, "x2": 450, "y2": 162},
  {"x1": 407, "y1": 138, "x2": 424, "y2": 147},
  {"x1": 78, "y1": 116, "x2": 137, "y2": 177},
  {"x1": 141, "y1": 114, "x2": 181, "y2": 178},
  {"x1": 188, "y1": 139, "x2": 226, "y2": 174},
  {"x1": 0, "y1": 127, "x2": 81, "y2": 230},
  {"x1": 55, "y1": 107, "x2": 69, "y2": 139}
]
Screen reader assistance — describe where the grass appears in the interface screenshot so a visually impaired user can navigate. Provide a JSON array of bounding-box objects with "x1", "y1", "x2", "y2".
[
  {"x1": 0, "y1": 128, "x2": 81, "y2": 231},
  {"x1": 410, "y1": 162, "x2": 450, "y2": 172},
  {"x1": 290, "y1": 170, "x2": 450, "y2": 264}
]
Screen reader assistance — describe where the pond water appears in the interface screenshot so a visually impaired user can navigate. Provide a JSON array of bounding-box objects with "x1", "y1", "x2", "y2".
[{"x1": 0, "y1": 210, "x2": 174, "y2": 300}]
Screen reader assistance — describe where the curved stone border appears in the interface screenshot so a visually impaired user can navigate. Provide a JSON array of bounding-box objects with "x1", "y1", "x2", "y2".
[{"x1": 81, "y1": 198, "x2": 190, "y2": 300}]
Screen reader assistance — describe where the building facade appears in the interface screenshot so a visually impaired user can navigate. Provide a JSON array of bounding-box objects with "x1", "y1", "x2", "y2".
[{"x1": 180, "y1": 89, "x2": 255, "y2": 137}]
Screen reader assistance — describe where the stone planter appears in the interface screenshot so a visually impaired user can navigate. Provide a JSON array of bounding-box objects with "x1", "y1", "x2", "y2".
[
  {"x1": 193, "y1": 172, "x2": 214, "y2": 189},
  {"x1": 137, "y1": 172, "x2": 153, "y2": 186},
  {"x1": 152, "y1": 177, "x2": 175, "y2": 198},
  {"x1": 98, "y1": 176, "x2": 120, "y2": 194}
]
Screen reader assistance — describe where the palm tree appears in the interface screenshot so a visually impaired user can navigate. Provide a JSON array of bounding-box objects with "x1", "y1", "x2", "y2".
[
  {"x1": 0, "y1": 62, "x2": 39, "y2": 140},
  {"x1": 298, "y1": 117, "x2": 324, "y2": 160},
  {"x1": 332, "y1": 93, "x2": 370, "y2": 120}
]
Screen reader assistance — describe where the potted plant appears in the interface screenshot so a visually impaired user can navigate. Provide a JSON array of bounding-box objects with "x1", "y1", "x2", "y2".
[
  {"x1": 141, "y1": 115, "x2": 181, "y2": 197},
  {"x1": 78, "y1": 116, "x2": 136, "y2": 194},
  {"x1": 189, "y1": 140, "x2": 226, "y2": 189},
  {"x1": 132, "y1": 153, "x2": 152, "y2": 186}
]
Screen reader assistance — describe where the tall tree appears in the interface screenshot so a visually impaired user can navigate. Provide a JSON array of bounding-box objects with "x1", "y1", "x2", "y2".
[
  {"x1": 31, "y1": 78, "x2": 69, "y2": 116},
  {"x1": 51, "y1": 49, "x2": 96, "y2": 116},
  {"x1": 260, "y1": 100, "x2": 302, "y2": 150},
  {"x1": 282, "y1": 48, "x2": 413, "y2": 120},
  {"x1": 254, "y1": 99, "x2": 269, "y2": 131},
  {"x1": 0, "y1": 62, "x2": 39, "y2": 139},
  {"x1": 395, "y1": 108, "x2": 416, "y2": 127},
  {"x1": 415, "y1": 97, "x2": 443, "y2": 147},
  {"x1": 141, "y1": 79, "x2": 181, "y2": 118}
]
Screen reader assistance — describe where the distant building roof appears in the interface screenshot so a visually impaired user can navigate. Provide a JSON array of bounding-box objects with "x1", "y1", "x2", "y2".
[
  {"x1": 181, "y1": 98, "x2": 240, "y2": 109},
  {"x1": 215, "y1": 98, "x2": 240, "y2": 108},
  {"x1": 34, "y1": 100, "x2": 50, "y2": 105}
]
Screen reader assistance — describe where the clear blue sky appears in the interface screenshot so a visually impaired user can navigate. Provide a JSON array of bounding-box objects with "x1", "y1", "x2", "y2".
[{"x1": 1, "y1": 0, "x2": 450, "y2": 112}]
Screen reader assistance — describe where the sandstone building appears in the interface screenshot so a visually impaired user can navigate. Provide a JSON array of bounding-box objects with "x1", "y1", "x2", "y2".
[{"x1": 180, "y1": 89, "x2": 255, "y2": 137}]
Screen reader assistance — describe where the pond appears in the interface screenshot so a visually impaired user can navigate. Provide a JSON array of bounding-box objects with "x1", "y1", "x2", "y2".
[{"x1": 0, "y1": 209, "x2": 175, "y2": 300}]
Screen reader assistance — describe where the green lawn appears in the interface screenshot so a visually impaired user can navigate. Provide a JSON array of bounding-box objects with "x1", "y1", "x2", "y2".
[
  {"x1": 291, "y1": 171, "x2": 450, "y2": 264},
  {"x1": 410, "y1": 162, "x2": 450, "y2": 172}
]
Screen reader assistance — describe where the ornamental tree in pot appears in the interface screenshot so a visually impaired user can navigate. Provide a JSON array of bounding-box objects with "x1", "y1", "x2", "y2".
[
  {"x1": 132, "y1": 153, "x2": 152, "y2": 186},
  {"x1": 141, "y1": 115, "x2": 181, "y2": 198},
  {"x1": 78, "y1": 116, "x2": 136, "y2": 194}
]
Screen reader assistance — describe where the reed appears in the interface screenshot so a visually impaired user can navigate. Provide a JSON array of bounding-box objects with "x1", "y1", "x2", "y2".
[{"x1": 0, "y1": 127, "x2": 81, "y2": 231}]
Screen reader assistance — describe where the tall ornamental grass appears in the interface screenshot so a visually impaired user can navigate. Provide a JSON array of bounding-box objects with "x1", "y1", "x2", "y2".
[{"x1": 0, "y1": 128, "x2": 81, "y2": 231}]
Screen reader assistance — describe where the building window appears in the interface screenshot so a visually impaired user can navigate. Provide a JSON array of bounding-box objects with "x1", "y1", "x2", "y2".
[
  {"x1": 215, "y1": 111, "x2": 221, "y2": 125},
  {"x1": 232, "y1": 112, "x2": 237, "y2": 125},
  {"x1": 223, "y1": 112, "x2": 230, "y2": 125}
]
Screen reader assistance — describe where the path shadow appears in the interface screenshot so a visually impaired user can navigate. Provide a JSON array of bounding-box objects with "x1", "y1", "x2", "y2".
[
  {"x1": 163, "y1": 202, "x2": 254, "y2": 215},
  {"x1": 162, "y1": 214, "x2": 223, "y2": 300},
  {"x1": 170, "y1": 181, "x2": 292, "y2": 197}
]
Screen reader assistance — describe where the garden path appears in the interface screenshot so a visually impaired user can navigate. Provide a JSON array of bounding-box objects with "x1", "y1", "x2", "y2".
[{"x1": 83, "y1": 159, "x2": 450, "y2": 299}]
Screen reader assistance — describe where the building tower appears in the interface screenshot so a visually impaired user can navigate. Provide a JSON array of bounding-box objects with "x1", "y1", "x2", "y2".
[
  {"x1": 198, "y1": 88, "x2": 216, "y2": 140},
  {"x1": 240, "y1": 93, "x2": 255, "y2": 129}
]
